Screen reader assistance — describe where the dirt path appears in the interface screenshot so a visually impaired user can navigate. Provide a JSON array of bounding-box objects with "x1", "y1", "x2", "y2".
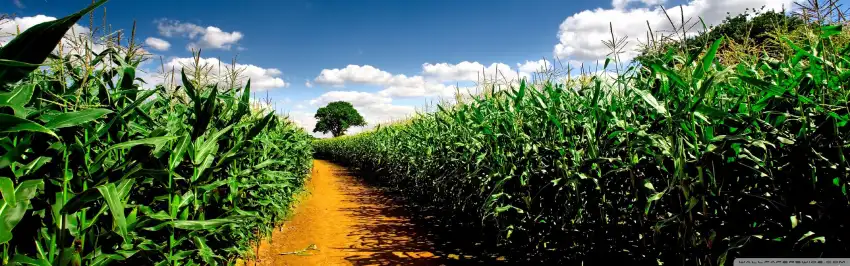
[{"x1": 243, "y1": 160, "x2": 503, "y2": 266}]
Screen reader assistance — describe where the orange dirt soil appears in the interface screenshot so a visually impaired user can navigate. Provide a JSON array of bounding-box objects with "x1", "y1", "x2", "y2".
[{"x1": 238, "y1": 160, "x2": 506, "y2": 266}]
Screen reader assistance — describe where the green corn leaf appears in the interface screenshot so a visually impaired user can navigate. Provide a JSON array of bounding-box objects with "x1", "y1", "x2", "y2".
[
  {"x1": 650, "y1": 63, "x2": 687, "y2": 88},
  {"x1": 632, "y1": 88, "x2": 668, "y2": 116},
  {"x1": 118, "y1": 65, "x2": 136, "y2": 90},
  {"x1": 44, "y1": 108, "x2": 113, "y2": 129},
  {"x1": 97, "y1": 183, "x2": 129, "y2": 244},
  {"x1": 0, "y1": 114, "x2": 57, "y2": 137},
  {"x1": 194, "y1": 236, "x2": 218, "y2": 265},
  {"x1": 181, "y1": 69, "x2": 201, "y2": 113},
  {"x1": 245, "y1": 112, "x2": 276, "y2": 141},
  {"x1": 171, "y1": 219, "x2": 234, "y2": 230},
  {"x1": 170, "y1": 134, "x2": 191, "y2": 170},
  {"x1": 702, "y1": 36, "x2": 724, "y2": 73},
  {"x1": 192, "y1": 87, "x2": 218, "y2": 139},
  {"x1": 0, "y1": 0, "x2": 109, "y2": 84},
  {"x1": 60, "y1": 187, "x2": 102, "y2": 214},
  {"x1": 195, "y1": 124, "x2": 233, "y2": 166},
  {"x1": 10, "y1": 255, "x2": 51, "y2": 266},
  {"x1": 0, "y1": 179, "x2": 43, "y2": 243},
  {"x1": 229, "y1": 79, "x2": 251, "y2": 125},
  {"x1": 0, "y1": 83, "x2": 35, "y2": 106},
  {"x1": 94, "y1": 136, "x2": 178, "y2": 164},
  {"x1": 690, "y1": 74, "x2": 716, "y2": 114},
  {"x1": 820, "y1": 25, "x2": 842, "y2": 38},
  {"x1": 0, "y1": 59, "x2": 44, "y2": 68},
  {"x1": 0, "y1": 177, "x2": 15, "y2": 208},
  {"x1": 648, "y1": 191, "x2": 665, "y2": 202},
  {"x1": 114, "y1": 88, "x2": 157, "y2": 118}
]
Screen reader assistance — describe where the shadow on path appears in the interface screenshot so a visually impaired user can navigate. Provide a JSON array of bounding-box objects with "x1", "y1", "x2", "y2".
[{"x1": 330, "y1": 165, "x2": 509, "y2": 265}]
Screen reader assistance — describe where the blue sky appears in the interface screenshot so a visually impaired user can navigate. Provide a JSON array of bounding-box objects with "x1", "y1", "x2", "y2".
[{"x1": 3, "y1": 0, "x2": 813, "y2": 136}]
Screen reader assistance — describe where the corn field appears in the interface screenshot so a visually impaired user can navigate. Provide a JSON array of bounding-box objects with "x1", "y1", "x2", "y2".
[
  {"x1": 314, "y1": 16, "x2": 850, "y2": 265},
  {"x1": 0, "y1": 1, "x2": 312, "y2": 265}
]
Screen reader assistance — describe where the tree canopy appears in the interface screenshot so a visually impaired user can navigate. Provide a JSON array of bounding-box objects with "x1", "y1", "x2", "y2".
[{"x1": 313, "y1": 101, "x2": 366, "y2": 137}]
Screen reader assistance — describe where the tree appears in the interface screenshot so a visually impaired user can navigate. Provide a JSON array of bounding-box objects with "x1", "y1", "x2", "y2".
[{"x1": 313, "y1": 101, "x2": 366, "y2": 137}]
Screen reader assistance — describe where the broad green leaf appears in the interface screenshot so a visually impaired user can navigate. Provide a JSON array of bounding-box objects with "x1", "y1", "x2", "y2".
[
  {"x1": 44, "y1": 108, "x2": 113, "y2": 129},
  {"x1": 170, "y1": 134, "x2": 191, "y2": 170},
  {"x1": 0, "y1": 179, "x2": 43, "y2": 243},
  {"x1": 245, "y1": 111, "x2": 275, "y2": 141},
  {"x1": 0, "y1": 59, "x2": 44, "y2": 68},
  {"x1": 10, "y1": 255, "x2": 51, "y2": 266},
  {"x1": 702, "y1": 36, "x2": 724, "y2": 73},
  {"x1": 60, "y1": 187, "x2": 102, "y2": 214},
  {"x1": 97, "y1": 183, "x2": 129, "y2": 244},
  {"x1": 171, "y1": 219, "x2": 234, "y2": 230},
  {"x1": 648, "y1": 192, "x2": 664, "y2": 202},
  {"x1": 632, "y1": 88, "x2": 668, "y2": 116},
  {"x1": 0, "y1": 177, "x2": 15, "y2": 208},
  {"x1": 94, "y1": 136, "x2": 178, "y2": 164},
  {"x1": 229, "y1": 79, "x2": 252, "y2": 125},
  {"x1": 0, "y1": 83, "x2": 35, "y2": 106},
  {"x1": 820, "y1": 25, "x2": 842, "y2": 38},
  {"x1": 0, "y1": 114, "x2": 57, "y2": 138}
]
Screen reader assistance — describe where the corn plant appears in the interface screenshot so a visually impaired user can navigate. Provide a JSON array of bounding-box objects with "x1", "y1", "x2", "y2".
[
  {"x1": 0, "y1": 1, "x2": 312, "y2": 265},
  {"x1": 314, "y1": 18, "x2": 850, "y2": 264}
]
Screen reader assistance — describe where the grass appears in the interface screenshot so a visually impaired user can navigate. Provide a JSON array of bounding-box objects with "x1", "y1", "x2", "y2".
[
  {"x1": 0, "y1": 1, "x2": 313, "y2": 265},
  {"x1": 314, "y1": 6, "x2": 850, "y2": 265}
]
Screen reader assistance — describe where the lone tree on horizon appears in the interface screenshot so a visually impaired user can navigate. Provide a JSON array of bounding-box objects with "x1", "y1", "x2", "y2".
[{"x1": 314, "y1": 101, "x2": 366, "y2": 137}]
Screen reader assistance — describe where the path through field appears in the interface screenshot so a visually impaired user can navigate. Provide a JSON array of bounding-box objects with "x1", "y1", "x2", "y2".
[{"x1": 244, "y1": 160, "x2": 506, "y2": 266}]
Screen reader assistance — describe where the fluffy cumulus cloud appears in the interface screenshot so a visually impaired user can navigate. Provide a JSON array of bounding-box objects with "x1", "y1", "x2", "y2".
[
  {"x1": 313, "y1": 65, "x2": 458, "y2": 98},
  {"x1": 554, "y1": 0, "x2": 797, "y2": 62},
  {"x1": 152, "y1": 57, "x2": 288, "y2": 90},
  {"x1": 155, "y1": 19, "x2": 243, "y2": 51},
  {"x1": 144, "y1": 37, "x2": 171, "y2": 51},
  {"x1": 314, "y1": 65, "x2": 394, "y2": 87},
  {"x1": 517, "y1": 60, "x2": 552, "y2": 75},
  {"x1": 312, "y1": 62, "x2": 545, "y2": 99},
  {"x1": 612, "y1": 0, "x2": 666, "y2": 10},
  {"x1": 422, "y1": 61, "x2": 522, "y2": 83}
]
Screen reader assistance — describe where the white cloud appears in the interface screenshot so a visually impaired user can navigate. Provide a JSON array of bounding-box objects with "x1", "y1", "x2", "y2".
[
  {"x1": 145, "y1": 37, "x2": 171, "y2": 51},
  {"x1": 554, "y1": 0, "x2": 796, "y2": 62},
  {"x1": 155, "y1": 19, "x2": 243, "y2": 51},
  {"x1": 314, "y1": 65, "x2": 393, "y2": 86},
  {"x1": 422, "y1": 61, "x2": 522, "y2": 83},
  {"x1": 516, "y1": 59, "x2": 553, "y2": 79},
  {"x1": 305, "y1": 80, "x2": 313, "y2": 88},
  {"x1": 312, "y1": 62, "x2": 535, "y2": 99},
  {"x1": 152, "y1": 57, "x2": 288, "y2": 91},
  {"x1": 313, "y1": 65, "x2": 457, "y2": 98},
  {"x1": 612, "y1": 0, "x2": 666, "y2": 10}
]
